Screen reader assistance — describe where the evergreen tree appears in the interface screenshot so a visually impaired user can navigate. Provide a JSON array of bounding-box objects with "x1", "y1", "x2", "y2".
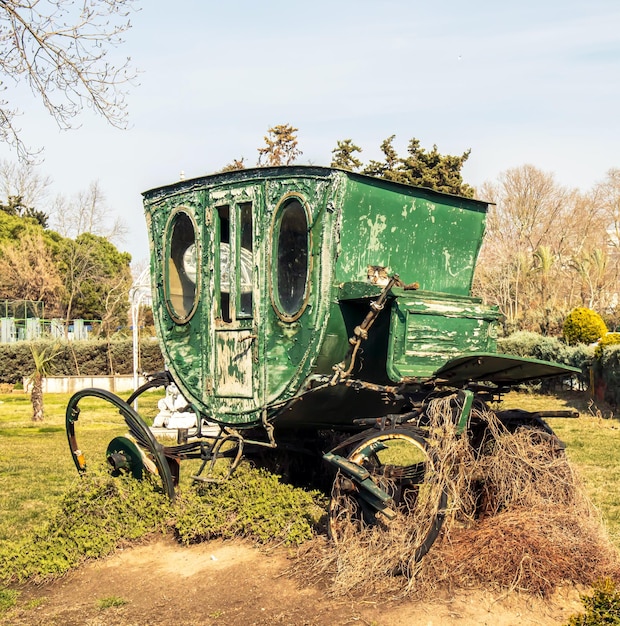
[
  {"x1": 399, "y1": 139, "x2": 474, "y2": 197},
  {"x1": 331, "y1": 139, "x2": 363, "y2": 171},
  {"x1": 0, "y1": 194, "x2": 48, "y2": 227},
  {"x1": 257, "y1": 124, "x2": 302, "y2": 166},
  {"x1": 219, "y1": 158, "x2": 246, "y2": 172},
  {"x1": 362, "y1": 135, "x2": 400, "y2": 180},
  {"x1": 360, "y1": 135, "x2": 474, "y2": 197}
]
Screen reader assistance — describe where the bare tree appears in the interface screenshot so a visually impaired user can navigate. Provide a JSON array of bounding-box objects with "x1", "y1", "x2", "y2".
[
  {"x1": 100, "y1": 272, "x2": 132, "y2": 368},
  {"x1": 0, "y1": 159, "x2": 52, "y2": 225},
  {"x1": 58, "y1": 231, "x2": 131, "y2": 337},
  {"x1": 476, "y1": 167, "x2": 572, "y2": 331},
  {"x1": 0, "y1": 159, "x2": 52, "y2": 207},
  {"x1": 483, "y1": 165, "x2": 571, "y2": 253},
  {"x1": 0, "y1": 0, "x2": 138, "y2": 161},
  {"x1": 595, "y1": 169, "x2": 620, "y2": 249},
  {"x1": 50, "y1": 180, "x2": 127, "y2": 243},
  {"x1": 58, "y1": 237, "x2": 97, "y2": 333},
  {"x1": 0, "y1": 161, "x2": 127, "y2": 242},
  {"x1": 594, "y1": 169, "x2": 620, "y2": 325},
  {"x1": 475, "y1": 165, "x2": 616, "y2": 333}
]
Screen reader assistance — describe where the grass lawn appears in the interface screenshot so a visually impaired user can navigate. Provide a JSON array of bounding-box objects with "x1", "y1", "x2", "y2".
[
  {"x1": 1, "y1": 388, "x2": 620, "y2": 549},
  {"x1": 0, "y1": 390, "x2": 163, "y2": 543}
]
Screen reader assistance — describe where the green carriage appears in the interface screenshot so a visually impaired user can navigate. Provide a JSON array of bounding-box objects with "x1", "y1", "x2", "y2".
[{"x1": 66, "y1": 166, "x2": 577, "y2": 558}]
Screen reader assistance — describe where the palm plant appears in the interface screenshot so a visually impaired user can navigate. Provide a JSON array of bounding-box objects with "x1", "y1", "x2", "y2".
[{"x1": 28, "y1": 343, "x2": 59, "y2": 422}]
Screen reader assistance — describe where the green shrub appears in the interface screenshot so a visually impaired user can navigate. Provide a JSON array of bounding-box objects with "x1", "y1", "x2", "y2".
[
  {"x1": 97, "y1": 596, "x2": 129, "y2": 609},
  {"x1": 174, "y1": 464, "x2": 326, "y2": 546},
  {"x1": 563, "y1": 308, "x2": 608, "y2": 346},
  {"x1": 567, "y1": 578, "x2": 620, "y2": 625},
  {"x1": 0, "y1": 471, "x2": 171, "y2": 584},
  {"x1": 0, "y1": 463, "x2": 327, "y2": 584},
  {"x1": 497, "y1": 331, "x2": 592, "y2": 390},
  {"x1": 499, "y1": 331, "x2": 569, "y2": 361},
  {"x1": 592, "y1": 343, "x2": 620, "y2": 406}
]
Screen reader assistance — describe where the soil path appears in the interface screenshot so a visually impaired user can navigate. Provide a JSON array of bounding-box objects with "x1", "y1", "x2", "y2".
[{"x1": 3, "y1": 536, "x2": 584, "y2": 626}]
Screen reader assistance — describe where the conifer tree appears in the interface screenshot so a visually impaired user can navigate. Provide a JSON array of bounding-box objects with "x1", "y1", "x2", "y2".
[
  {"x1": 257, "y1": 124, "x2": 302, "y2": 166},
  {"x1": 359, "y1": 135, "x2": 474, "y2": 197},
  {"x1": 331, "y1": 139, "x2": 363, "y2": 171}
]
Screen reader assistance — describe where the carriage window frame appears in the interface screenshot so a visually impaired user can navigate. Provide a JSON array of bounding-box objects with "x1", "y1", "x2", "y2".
[
  {"x1": 215, "y1": 204, "x2": 232, "y2": 323},
  {"x1": 237, "y1": 201, "x2": 254, "y2": 319},
  {"x1": 269, "y1": 194, "x2": 311, "y2": 322},
  {"x1": 214, "y1": 201, "x2": 255, "y2": 324},
  {"x1": 163, "y1": 208, "x2": 200, "y2": 324}
]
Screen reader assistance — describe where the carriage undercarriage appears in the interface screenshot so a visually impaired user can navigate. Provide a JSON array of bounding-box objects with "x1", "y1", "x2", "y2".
[{"x1": 65, "y1": 369, "x2": 577, "y2": 562}]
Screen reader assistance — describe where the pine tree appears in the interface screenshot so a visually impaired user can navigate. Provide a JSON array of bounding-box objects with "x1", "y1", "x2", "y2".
[
  {"x1": 331, "y1": 139, "x2": 363, "y2": 171},
  {"x1": 359, "y1": 135, "x2": 474, "y2": 197},
  {"x1": 257, "y1": 124, "x2": 302, "y2": 166}
]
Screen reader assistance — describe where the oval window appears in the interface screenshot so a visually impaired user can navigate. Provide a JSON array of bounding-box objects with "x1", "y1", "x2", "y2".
[
  {"x1": 165, "y1": 210, "x2": 198, "y2": 322},
  {"x1": 274, "y1": 199, "x2": 308, "y2": 319}
]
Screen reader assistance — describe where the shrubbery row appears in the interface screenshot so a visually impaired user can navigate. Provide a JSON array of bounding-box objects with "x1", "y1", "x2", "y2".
[
  {"x1": 498, "y1": 331, "x2": 620, "y2": 406},
  {"x1": 3, "y1": 329, "x2": 620, "y2": 406},
  {"x1": 498, "y1": 331, "x2": 594, "y2": 373},
  {"x1": 0, "y1": 339, "x2": 165, "y2": 385}
]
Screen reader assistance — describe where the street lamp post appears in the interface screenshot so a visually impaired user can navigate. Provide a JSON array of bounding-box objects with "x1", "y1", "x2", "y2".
[{"x1": 129, "y1": 268, "x2": 152, "y2": 410}]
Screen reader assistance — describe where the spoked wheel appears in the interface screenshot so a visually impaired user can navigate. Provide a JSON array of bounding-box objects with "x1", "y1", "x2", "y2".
[
  {"x1": 65, "y1": 388, "x2": 175, "y2": 499},
  {"x1": 328, "y1": 426, "x2": 447, "y2": 561}
]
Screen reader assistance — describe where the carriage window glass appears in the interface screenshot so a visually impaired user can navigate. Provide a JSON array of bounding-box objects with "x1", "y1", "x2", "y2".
[
  {"x1": 217, "y1": 205, "x2": 232, "y2": 323},
  {"x1": 166, "y1": 211, "x2": 198, "y2": 322},
  {"x1": 275, "y1": 199, "x2": 308, "y2": 318},
  {"x1": 239, "y1": 202, "x2": 253, "y2": 317}
]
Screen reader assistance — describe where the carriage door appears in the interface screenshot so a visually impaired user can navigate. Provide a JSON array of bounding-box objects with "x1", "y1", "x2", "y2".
[{"x1": 212, "y1": 196, "x2": 257, "y2": 400}]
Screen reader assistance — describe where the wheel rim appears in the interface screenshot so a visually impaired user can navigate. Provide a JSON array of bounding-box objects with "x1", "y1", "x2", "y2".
[
  {"x1": 66, "y1": 388, "x2": 176, "y2": 499},
  {"x1": 328, "y1": 427, "x2": 447, "y2": 561}
]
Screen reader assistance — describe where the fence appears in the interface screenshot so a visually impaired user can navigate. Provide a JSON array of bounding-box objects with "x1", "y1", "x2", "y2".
[{"x1": 0, "y1": 318, "x2": 94, "y2": 343}]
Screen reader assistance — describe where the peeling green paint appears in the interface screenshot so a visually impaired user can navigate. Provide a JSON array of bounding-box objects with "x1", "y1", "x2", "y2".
[
  {"x1": 142, "y1": 166, "x2": 493, "y2": 427},
  {"x1": 387, "y1": 290, "x2": 501, "y2": 381},
  {"x1": 366, "y1": 214, "x2": 388, "y2": 253}
]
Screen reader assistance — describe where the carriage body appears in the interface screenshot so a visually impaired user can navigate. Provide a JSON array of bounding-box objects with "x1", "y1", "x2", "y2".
[{"x1": 143, "y1": 166, "x2": 504, "y2": 430}]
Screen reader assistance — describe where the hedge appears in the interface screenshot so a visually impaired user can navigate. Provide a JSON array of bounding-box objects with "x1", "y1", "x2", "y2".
[
  {"x1": 498, "y1": 331, "x2": 620, "y2": 405},
  {"x1": 4, "y1": 332, "x2": 620, "y2": 407},
  {"x1": 497, "y1": 331, "x2": 592, "y2": 392},
  {"x1": 498, "y1": 331, "x2": 593, "y2": 373},
  {"x1": 0, "y1": 339, "x2": 165, "y2": 385},
  {"x1": 592, "y1": 344, "x2": 620, "y2": 407}
]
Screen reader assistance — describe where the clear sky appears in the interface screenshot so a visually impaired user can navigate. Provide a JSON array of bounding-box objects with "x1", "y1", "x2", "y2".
[{"x1": 1, "y1": 0, "x2": 618, "y2": 265}]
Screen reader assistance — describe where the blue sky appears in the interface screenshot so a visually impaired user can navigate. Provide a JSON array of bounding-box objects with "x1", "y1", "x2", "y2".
[{"x1": 1, "y1": 0, "x2": 619, "y2": 264}]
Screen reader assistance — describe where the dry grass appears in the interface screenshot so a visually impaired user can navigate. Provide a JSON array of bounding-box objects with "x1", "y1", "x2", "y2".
[{"x1": 293, "y1": 394, "x2": 620, "y2": 598}]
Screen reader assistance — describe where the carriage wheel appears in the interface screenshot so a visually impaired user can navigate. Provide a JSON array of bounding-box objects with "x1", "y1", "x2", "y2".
[
  {"x1": 328, "y1": 427, "x2": 447, "y2": 561},
  {"x1": 65, "y1": 388, "x2": 175, "y2": 499}
]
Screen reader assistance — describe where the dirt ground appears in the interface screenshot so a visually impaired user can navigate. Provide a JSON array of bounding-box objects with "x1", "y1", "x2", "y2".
[{"x1": 2, "y1": 536, "x2": 586, "y2": 626}]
